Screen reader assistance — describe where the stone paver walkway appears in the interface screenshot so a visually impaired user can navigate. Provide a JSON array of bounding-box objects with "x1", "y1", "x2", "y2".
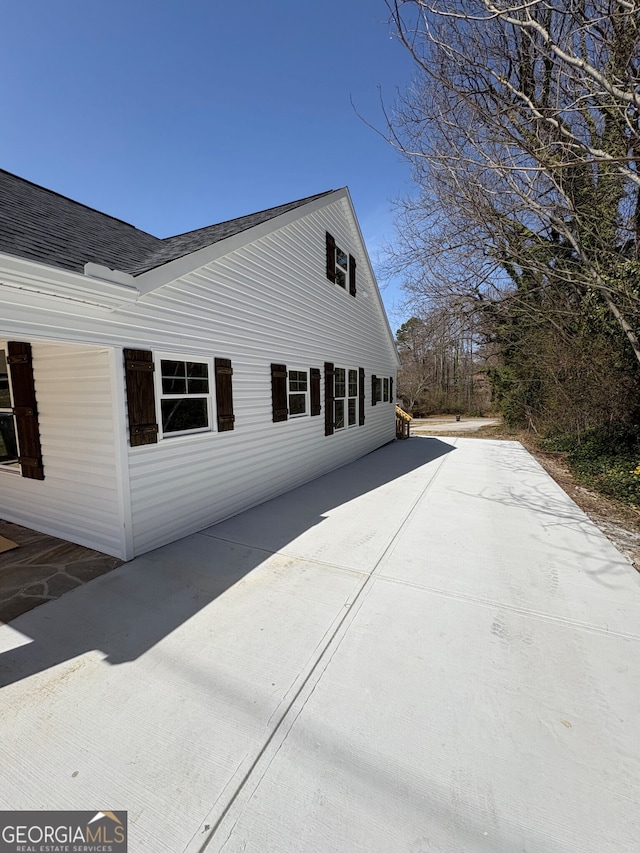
[{"x1": 0, "y1": 520, "x2": 121, "y2": 623}]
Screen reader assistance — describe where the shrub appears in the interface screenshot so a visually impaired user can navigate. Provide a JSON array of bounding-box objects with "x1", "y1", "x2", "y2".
[{"x1": 565, "y1": 424, "x2": 640, "y2": 508}]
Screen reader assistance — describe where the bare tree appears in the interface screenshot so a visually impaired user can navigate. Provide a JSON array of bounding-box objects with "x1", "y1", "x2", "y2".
[
  {"x1": 396, "y1": 317, "x2": 433, "y2": 412},
  {"x1": 385, "y1": 1, "x2": 640, "y2": 363},
  {"x1": 396, "y1": 309, "x2": 492, "y2": 414}
]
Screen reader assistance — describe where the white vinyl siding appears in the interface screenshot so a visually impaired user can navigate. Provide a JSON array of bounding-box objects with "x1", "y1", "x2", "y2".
[
  {"x1": 1, "y1": 195, "x2": 398, "y2": 557},
  {"x1": 126, "y1": 202, "x2": 397, "y2": 554},
  {"x1": 0, "y1": 343, "x2": 124, "y2": 556}
]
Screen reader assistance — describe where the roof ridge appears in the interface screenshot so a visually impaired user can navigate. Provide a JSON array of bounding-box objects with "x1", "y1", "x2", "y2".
[{"x1": 0, "y1": 167, "x2": 156, "y2": 237}]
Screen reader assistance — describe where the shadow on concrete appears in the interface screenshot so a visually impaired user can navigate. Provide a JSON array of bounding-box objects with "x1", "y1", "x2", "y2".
[
  {"x1": 0, "y1": 437, "x2": 455, "y2": 688},
  {"x1": 444, "y1": 440, "x2": 634, "y2": 588}
]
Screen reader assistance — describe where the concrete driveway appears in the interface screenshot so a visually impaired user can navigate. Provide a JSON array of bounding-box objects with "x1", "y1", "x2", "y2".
[{"x1": 0, "y1": 437, "x2": 638, "y2": 853}]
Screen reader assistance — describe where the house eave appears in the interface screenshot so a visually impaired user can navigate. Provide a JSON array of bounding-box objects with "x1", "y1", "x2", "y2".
[
  {"x1": 340, "y1": 188, "x2": 401, "y2": 368},
  {"x1": 0, "y1": 253, "x2": 140, "y2": 309},
  {"x1": 133, "y1": 189, "x2": 349, "y2": 295}
]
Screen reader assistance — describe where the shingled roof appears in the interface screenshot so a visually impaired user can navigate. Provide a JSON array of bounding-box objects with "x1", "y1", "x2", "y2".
[{"x1": 0, "y1": 169, "x2": 335, "y2": 277}]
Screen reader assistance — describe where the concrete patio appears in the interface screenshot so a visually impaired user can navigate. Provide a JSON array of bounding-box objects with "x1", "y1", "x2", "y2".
[{"x1": 0, "y1": 436, "x2": 638, "y2": 852}]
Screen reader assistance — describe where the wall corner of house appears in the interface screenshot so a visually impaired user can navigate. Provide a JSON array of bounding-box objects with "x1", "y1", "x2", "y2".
[{"x1": 109, "y1": 345, "x2": 135, "y2": 560}]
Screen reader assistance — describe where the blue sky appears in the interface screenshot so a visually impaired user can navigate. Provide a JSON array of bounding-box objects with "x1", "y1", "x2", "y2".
[{"x1": 1, "y1": 0, "x2": 416, "y2": 329}]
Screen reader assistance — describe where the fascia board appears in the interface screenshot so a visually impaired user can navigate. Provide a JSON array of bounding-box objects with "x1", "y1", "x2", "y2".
[
  {"x1": 0, "y1": 253, "x2": 140, "y2": 309},
  {"x1": 341, "y1": 188, "x2": 401, "y2": 368},
  {"x1": 133, "y1": 190, "x2": 348, "y2": 296}
]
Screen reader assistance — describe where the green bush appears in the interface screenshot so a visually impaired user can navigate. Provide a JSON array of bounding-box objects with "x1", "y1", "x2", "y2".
[
  {"x1": 564, "y1": 424, "x2": 640, "y2": 508},
  {"x1": 539, "y1": 434, "x2": 575, "y2": 453}
]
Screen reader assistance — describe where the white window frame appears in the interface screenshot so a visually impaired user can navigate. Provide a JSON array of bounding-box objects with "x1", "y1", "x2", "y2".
[
  {"x1": 287, "y1": 368, "x2": 309, "y2": 418},
  {"x1": 334, "y1": 366, "x2": 358, "y2": 430},
  {"x1": 0, "y1": 343, "x2": 20, "y2": 472},
  {"x1": 154, "y1": 353, "x2": 214, "y2": 439},
  {"x1": 334, "y1": 244, "x2": 349, "y2": 289}
]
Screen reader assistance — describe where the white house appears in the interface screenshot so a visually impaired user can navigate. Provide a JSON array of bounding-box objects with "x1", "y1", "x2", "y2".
[{"x1": 0, "y1": 170, "x2": 400, "y2": 560}]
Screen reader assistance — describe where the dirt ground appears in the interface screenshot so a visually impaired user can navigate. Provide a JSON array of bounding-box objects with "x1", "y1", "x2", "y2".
[{"x1": 429, "y1": 422, "x2": 640, "y2": 573}]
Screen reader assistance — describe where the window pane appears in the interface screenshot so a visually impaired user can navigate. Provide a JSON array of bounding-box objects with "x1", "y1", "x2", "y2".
[
  {"x1": 335, "y1": 268, "x2": 346, "y2": 289},
  {"x1": 383, "y1": 378, "x2": 389, "y2": 401},
  {"x1": 187, "y1": 362, "x2": 208, "y2": 378},
  {"x1": 334, "y1": 399, "x2": 345, "y2": 429},
  {"x1": 348, "y1": 369, "x2": 358, "y2": 397},
  {"x1": 186, "y1": 377, "x2": 209, "y2": 394},
  {"x1": 0, "y1": 386, "x2": 10, "y2": 409},
  {"x1": 0, "y1": 351, "x2": 10, "y2": 408},
  {"x1": 161, "y1": 398, "x2": 208, "y2": 433},
  {"x1": 161, "y1": 361, "x2": 209, "y2": 394},
  {"x1": 336, "y1": 248, "x2": 348, "y2": 270},
  {"x1": 161, "y1": 360, "x2": 187, "y2": 394},
  {"x1": 334, "y1": 368, "x2": 346, "y2": 398},
  {"x1": 348, "y1": 398, "x2": 356, "y2": 426},
  {"x1": 289, "y1": 393, "x2": 307, "y2": 416},
  {"x1": 162, "y1": 376, "x2": 186, "y2": 394},
  {"x1": 289, "y1": 370, "x2": 308, "y2": 392},
  {"x1": 161, "y1": 360, "x2": 185, "y2": 376},
  {"x1": 186, "y1": 362, "x2": 209, "y2": 394},
  {"x1": 0, "y1": 413, "x2": 18, "y2": 462}
]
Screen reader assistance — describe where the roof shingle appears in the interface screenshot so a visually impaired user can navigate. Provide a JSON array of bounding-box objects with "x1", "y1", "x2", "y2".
[{"x1": 0, "y1": 169, "x2": 334, "y2": 277}]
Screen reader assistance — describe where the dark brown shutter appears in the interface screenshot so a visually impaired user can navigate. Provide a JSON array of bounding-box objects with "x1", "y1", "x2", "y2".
[
  {"x1": 390, "y1": 376, "x2": 394, "y2": 402},
  {"x1": 359, "y1": 367, "x2": 365, "y2": 425},
  {"x1": 326, "y1": 232, "x2": 336, "y2": 282},
  {"x1": 215, "y1": 358, "x2": 235, "y2": 431},
  {"x1": 349, "y1": 254, "x2": 356, "y2": 297},
  {"x1": 324, "y1": 362, "x2": 334, "y2": 436},
  {"x1": 371, "y1": 374, "x2": 378, "y2": 406},
  {"x1": 310, "y1": 368, "x2": 321, "y2": 416},
  {"x1": 7, "y1": 342, "x2": 44, "y2": 480},
  {"x1": 271, "y1": 363, "x2": 288, "y2": 422},
  {"x1": 124, "y1": 349, "x2": 158, "y2": 446}
]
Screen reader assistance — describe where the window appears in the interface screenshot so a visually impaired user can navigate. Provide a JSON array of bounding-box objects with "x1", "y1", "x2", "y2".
[
  {"x1": 272, "y1": 364, "x2": 321, "y2": 422},
  {"x1": 0, "y1": 341, "x2": 43, "y2": 478},
  {"x1": 335, "y1": 246, "x2": 348, "y2": 289},
  {"x1": 0, "y1": 347, "x2": 18, "y2": 469},
  {"x1": 125, "y1": 350, "x2": 235, "y2": 445},
  {"x1": 334, "y1": 366, "x2": 358, "y2": 429},
  {"x1": 156, "y1": 355, "x2": 213, "y2": 437},
  {"x1": 383, "y1": 377, "x2": 389, "y2": 402},
  {"x1": 326, "y1": 233, "x2": 356, "y2": 296},
  {"x1": 288, "y1": 369, "x2": 309, "y2": 417},
  {"x1": 334, "y1": 368, "x2": 345, "y2": 429},
  {"x1": 371, "y1": 374, "x2": 382, "y2": 405},
  {"x1": 348, "y1": 369, "x2": 358, "y2": 426}
]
